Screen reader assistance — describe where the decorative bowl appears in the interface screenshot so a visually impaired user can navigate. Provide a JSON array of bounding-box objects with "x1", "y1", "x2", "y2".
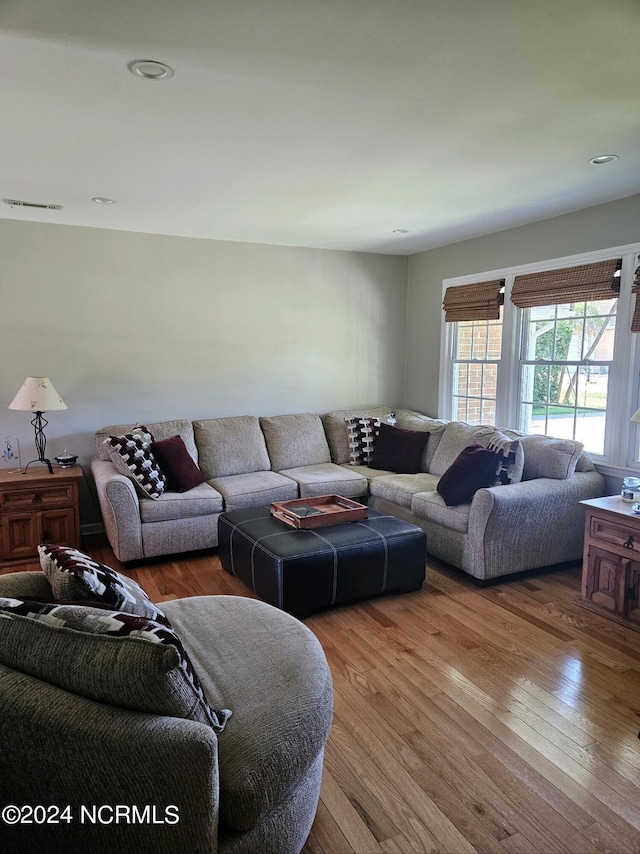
[{"x1": 55, "y1": 452, "x2": 78, "y2": 468}]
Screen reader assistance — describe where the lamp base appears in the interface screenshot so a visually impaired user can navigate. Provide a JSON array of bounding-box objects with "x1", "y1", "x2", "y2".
[
  {"x1": 21, "y1": 411, "x2": 55, "y2": 474},
  {"x1": 23, "y1": 457, "x2": 54, "y2": 475}
]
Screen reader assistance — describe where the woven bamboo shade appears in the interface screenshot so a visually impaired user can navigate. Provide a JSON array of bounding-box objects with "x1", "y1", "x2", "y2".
[
  {"x1": 442, "y1": 279, "x2": 504, "y2": 322},
  {"x1": 510, "y1": 259, "x2": 621, "y2": 308},
  {"x1": 631, "y1": 262, "x2": 640, "y2": 333}
]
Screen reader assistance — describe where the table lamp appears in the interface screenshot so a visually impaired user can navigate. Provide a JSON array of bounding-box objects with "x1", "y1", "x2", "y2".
[{"x1": 8, "y1": 377, "x2": 67, "y2": 474}]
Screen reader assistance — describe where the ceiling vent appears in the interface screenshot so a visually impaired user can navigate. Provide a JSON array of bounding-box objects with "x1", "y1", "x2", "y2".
[{"x1": 3, "y1": 199, "x2": 63, "y2": 210}]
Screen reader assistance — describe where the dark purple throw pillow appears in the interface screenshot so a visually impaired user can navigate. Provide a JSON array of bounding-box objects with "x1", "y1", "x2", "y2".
[
  {"x1": 151, "y1": 435, "x2": 206, "y2": 492},
  {"x1": 437, "y1": 441, "x2": 499, "y2": 506},
  {"x1": 368, "y1": 423, "x2": 429, "y2": 474}
]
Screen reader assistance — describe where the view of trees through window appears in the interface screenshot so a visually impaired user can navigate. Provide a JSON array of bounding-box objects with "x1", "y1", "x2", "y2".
[{"x1": 520, "y1": 299, "x2": 616, "y2": 455}]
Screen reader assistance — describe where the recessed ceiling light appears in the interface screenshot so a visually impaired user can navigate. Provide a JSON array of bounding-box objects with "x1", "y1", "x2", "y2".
[
  {"x1": 128, "y1": 59, "x2": 174, "y2": 80},
  {"x1": 392, "y1": 229, "x2": 409, "y2": 234},
  {"x1": 92, "y1": 197, "x2": 115, "y2": 204},
  {"x1": 589, "y1": 155, "x2": 619, "y2": 165}
]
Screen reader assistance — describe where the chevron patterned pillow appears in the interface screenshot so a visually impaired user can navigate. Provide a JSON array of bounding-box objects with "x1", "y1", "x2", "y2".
[{"x1": 104, "y1": 426, "x2": 167, "y2": 499}]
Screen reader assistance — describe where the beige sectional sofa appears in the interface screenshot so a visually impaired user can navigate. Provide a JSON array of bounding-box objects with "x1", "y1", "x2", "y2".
[{"x1": 91, "y1": 406, "x2": 605, "y2": 582}]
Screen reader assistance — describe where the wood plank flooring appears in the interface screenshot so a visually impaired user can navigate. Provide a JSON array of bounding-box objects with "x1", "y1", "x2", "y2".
[{"x1": 9, "y1": 538, "x2": 640, "y2": 853}]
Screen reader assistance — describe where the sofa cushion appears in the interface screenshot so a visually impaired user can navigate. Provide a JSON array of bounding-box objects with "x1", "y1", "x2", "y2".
[
  {"x1": 575, "y1": 450, "x2": 596, "y2": 472},
  {"x1": 429, "y1": 422, "x2": 495, "y2": 476},
  {"x1": 345, "y1": 416, "x2": 382, "y2": 465},
  {"x1": 0, "y1": 597, "x2": 230, "y2": 733},
  {"x1": 369, "y1": 423, "x2": 430, "y2": 474},
  {"x1": 96, "y1": 419, "x2": 198, "y2": 463},
  {"x1": 429, "y1": 422, "x2": 524, "y2": 485},
  {"x1": 162, "y1": 595, "x2": 333, "y2": 832},
  {"x1": 395, "y1": 410, "x2": 448, "y2": 471},
  {"x1": 436, "y1": 442, "x2": 502, "y2": 506},
  {"x1": 104, "y1": 428, "x2": 167, "y2": 499},
  {"x1": 39, "y1": 544, "x2": 171, "y2": 625},
  {"x1": 139, "y1": 482, "x2": 224, "y2": 523},
  {"x1": 411, "y1": 491, "x2": 471, "y2": 533},
  {"x1": 369, "y1": 472, "x2": 440, "y2": 509},
  {"x1": 339, "y1": 462, "x2": 396, "y2": 482},
  {"x1": 260, "y1": 413, "x2": 331, "y2": 471},
  {"x1": 321, "y1": 407, "x2": 395, "y2": 464},
  {"x1": 209, "y1": 471, "x2": 298, "y2": 511},
  {"x1": 194, "y1": 416, "x2": 271, "y2": 479},
  {"x1": 151, "y1": 435, "x2": 206, "y2": 492},
  {"x1": 504, "y1": 430, "x2": 584, "y2": 480},
  {"x1": 277, "y1": 463, "x2": 368, "y2": 499}
]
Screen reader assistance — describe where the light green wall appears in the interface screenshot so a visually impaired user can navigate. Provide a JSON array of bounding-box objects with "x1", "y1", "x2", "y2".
[
  {"x1": 0, "y1": 221, "x2": 408, "y2": 497},
  {"x1": 406, "y1": 194, "x2": 640, "y2": 415}
]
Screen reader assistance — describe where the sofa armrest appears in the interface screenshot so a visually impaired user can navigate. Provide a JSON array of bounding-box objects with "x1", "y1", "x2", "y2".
[
  {"x1": 466, "y1": 471, "x2": 605, "y2": 580},
  {"x1": 91, "y1": 458, "x2": 143, "y2": 562},
  {"x1": 0, "y1": 662, "x2": 220, "y2": 854}
]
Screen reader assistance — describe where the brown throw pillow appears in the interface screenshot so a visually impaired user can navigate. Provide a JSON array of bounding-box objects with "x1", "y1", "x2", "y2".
[
  {"x1": 151, "y1": 435, "x2": 206, "y2": 492},
  {"x1": 436, "y1": 441, "x2": 500, "y2": 506},
  {"x1": 368, "y1": 423, "x2": 429, "y2": 474}
]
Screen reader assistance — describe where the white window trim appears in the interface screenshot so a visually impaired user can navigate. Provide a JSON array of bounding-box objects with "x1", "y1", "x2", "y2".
[{"x1": 439, "y1": 242, "x2": 640, "y2": 472}]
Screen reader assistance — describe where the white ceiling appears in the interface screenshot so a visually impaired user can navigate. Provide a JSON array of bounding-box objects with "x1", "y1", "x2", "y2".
[{"x1": 2, "y1": 0, "x2": 639, "y2": 256}]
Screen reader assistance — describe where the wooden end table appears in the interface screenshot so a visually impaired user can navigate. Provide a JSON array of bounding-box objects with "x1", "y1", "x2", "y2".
[
  {"x1": 579, "y1": 495, "x2": 640, "y2": 631},
  {"x1": 0, "y1": 465, "x2": 83, "y2": 568}
]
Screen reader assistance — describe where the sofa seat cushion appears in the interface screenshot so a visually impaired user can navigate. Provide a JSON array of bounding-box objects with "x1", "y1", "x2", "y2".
[
  {"x1": 369, "y1": 472, "x2": 440, "y2": 509},
  {"x1": 260, "y1": 413, "x2": 331, "y2": 470},
  {"x1": 339, "y1": 462, "x2": 395, "y2": 482},
  {"x1": 162, "y1": 595, "x2": 333, "y2": 832},
  {"x1": 194, "y1": 416, "x2": 271, "y2": 479},
  {"x1": 411, "y1": 491, "x2": 471, "y2": 533},
  {"x1": 139, "y1": 482, "x2": 224, "y2": 523},
  {"x1": 209, "y1": 471, "x2": 298, "y2": 511},
  {"x1": 277, "y1": 463, "x2": 367, "y2": 499}
]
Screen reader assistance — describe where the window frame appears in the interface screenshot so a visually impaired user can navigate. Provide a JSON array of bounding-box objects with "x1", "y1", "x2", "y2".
[{"x1": 439, "y1": 243, "x2": 640, "y2": 473}]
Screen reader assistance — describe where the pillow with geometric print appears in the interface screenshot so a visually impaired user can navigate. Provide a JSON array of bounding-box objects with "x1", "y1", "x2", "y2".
[
  {"x1": 103, "y1": 426, "x2": 167, "y2": 499},
  {"x1": 38, "y1": 543, "x2": 170, "y2": 626}
]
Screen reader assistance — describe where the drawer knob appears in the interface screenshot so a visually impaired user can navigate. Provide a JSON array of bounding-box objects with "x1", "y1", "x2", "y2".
[
  {"x1": 32, "y1": 492, "x2": 42, "y2": 504},
  {"x1": 623, "y1": 535, "x2": 634, "y2": 549}
]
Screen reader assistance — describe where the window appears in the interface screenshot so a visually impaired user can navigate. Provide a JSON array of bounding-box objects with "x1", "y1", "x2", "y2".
[
  {"x1": 439, "y1": 245, "x2": 640, "y2": 469},
  {"x1": 452, "y1": 317, "x2": 502, "y2": 425},
  {"x1": 519, "y1": 298, "x2": 616, "y2": 455}
]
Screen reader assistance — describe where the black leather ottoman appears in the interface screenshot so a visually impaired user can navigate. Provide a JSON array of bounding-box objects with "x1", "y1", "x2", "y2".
[{"x1": 218, "y1": 507, "x2": 426, "y2": 618}]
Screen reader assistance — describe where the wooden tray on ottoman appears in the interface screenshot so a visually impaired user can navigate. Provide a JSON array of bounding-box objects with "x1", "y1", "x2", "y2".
[{"x1": 271, "y1": 494, "x2": 368, "y2": 529}]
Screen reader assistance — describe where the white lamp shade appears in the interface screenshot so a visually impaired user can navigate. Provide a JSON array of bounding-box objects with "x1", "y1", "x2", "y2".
[
  {"x1": 8, "y1": 377, "x2": 67, "y2": 412},
  {"x1": 632, "y1": 409, "x2": 640, "y2": 424}
]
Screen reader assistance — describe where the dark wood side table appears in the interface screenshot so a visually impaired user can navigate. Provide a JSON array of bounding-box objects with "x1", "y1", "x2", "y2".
[
  {"x1": 0, "y1": 465, "x2": 83, "y2": 568},
  {"x1": 579, "y1": 495, "x2": 640, "y2": 631}
]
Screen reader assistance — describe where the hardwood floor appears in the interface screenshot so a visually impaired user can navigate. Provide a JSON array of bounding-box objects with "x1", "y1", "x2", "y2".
[{"x1": 10, "y1": 538, "x2": 640, "y2": 853}]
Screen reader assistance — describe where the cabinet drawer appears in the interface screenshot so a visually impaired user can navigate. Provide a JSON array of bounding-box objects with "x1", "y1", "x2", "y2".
[
  {"x1": 0, "y1": 484, "x2": 75, "y2": 510},
  {"x1": 589, "y1": 514, "x2": 640, "y2": 555}
]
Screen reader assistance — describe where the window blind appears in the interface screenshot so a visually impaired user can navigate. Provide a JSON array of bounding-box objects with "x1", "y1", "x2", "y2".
[
  {"x1": 510, "y1": 259, "x2": 621, "y2": 308},
  {"x1": 442, "y1": 279, "x2": 504, "y2": 322}
]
